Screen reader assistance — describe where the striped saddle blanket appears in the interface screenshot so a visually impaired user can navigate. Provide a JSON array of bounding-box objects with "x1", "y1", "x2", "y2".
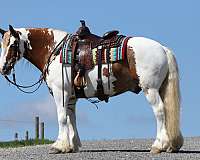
[{"x1": 60, "y1": 36, "x2": 130, "y2": 69}]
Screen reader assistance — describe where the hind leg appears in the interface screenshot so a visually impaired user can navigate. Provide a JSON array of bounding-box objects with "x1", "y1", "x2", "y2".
[{"x1": 144, "y1": 88, "x2": 170, "y2": 153}]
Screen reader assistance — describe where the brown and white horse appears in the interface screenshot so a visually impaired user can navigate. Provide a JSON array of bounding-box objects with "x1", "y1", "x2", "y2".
[{"x1": 0, "y1": 25, "x2": 183, "y2": 154}]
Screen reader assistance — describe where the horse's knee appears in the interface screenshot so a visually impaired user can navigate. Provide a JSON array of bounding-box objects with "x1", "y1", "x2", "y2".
[{"x1": 57, "y1": 111, "x2": 67, "y2": 125}]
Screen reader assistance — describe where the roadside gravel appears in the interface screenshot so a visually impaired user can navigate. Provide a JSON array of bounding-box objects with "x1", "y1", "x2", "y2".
[{"x1": 0, "y1": 137, "x2": 200, "y2": 160}]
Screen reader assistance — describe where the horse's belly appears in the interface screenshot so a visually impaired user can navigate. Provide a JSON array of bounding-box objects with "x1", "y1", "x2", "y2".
[{"x1": 84, "y1": 63, "x2": 140, "y2": 98}]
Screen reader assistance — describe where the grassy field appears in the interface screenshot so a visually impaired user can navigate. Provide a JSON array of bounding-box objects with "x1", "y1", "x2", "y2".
[{"x1": 0, "y1": 139, "x2": 54, "y2": 148}]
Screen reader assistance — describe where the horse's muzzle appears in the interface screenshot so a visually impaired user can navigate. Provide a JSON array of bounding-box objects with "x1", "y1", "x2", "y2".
[{"x1": 0, "y1": 65, "x2": 11, "y2": 75}]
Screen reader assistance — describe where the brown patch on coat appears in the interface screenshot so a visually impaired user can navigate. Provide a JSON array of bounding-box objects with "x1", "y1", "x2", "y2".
[
  {"x1": 126, "y1": 46, "x2": 138, "y2": 80},
  {"x1": 111, "y1": 46, "x2": 141, "y2": 95},
  {"x1": 24, "y1": 28, "x2": 55, "y2": 71}
]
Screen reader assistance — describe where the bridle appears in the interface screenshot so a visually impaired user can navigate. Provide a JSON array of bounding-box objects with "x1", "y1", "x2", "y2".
[{"x1": 3, "y1": 38, "x2": 44, "y2": 93}]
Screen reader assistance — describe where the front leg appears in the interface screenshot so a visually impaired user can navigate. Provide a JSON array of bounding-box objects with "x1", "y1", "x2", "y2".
[
  {"x1": 66, "y1": 97, "x2": 81, "y2": 152},
  {"x1": 50, "y1": 87, "x2": 81, "y2": 153}
]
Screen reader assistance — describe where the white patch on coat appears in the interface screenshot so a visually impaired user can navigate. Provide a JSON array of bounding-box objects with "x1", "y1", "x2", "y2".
[
  {"x1": 52, "y1": 30, "x2": 68, "y2": 47},
  {"x1": 84, "y1": 65, "x2": 117, "y2": 97},
  {"x1": 16, "y1": 28, "x2": 32, "y2": 52},
  {"x1": 48, "y1": 29, "x2": 52, "y2": 36},
  {"x1": 0, "y1": 42, "x2": 7, "y2": 72}
]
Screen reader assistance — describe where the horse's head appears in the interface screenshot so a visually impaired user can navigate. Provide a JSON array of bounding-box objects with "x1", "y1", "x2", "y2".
[{"x1": 0, "y1": 25, "x2": 32, "y2": 75}]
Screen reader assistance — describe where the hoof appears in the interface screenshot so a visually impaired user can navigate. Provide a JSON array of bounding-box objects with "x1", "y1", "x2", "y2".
[
  {"x1": 49, "y1": 147, "x2": 73, "y2": 154},
  {"x1": 166, "y1": 146, "x2": 179, "y2": 153},
  {"x1": 150, "y1": 147, "x2": 162, "y2": 154},
  {"x1": 49, "y1": 147, "x2": 62, "y2": 154}
]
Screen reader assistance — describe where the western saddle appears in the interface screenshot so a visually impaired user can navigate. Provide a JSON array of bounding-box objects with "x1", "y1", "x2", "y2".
[{"x1": 71, "y1": 20, "x2": 125, "y2": 102}]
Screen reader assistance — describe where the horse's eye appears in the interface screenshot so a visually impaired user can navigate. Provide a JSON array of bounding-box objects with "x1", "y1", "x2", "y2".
[
  {"x1": 10, "y1": 41, "x2": 19, "y2": 48},
  {"x1": 10, "y1": 44, "x2": 15, "y2": 48},
  {"x1": 14, "y1": 41, "x2": 19, "y2": 45}
]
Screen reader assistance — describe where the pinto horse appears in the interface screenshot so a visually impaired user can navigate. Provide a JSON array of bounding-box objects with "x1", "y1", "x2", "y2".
[{"x1": 0, "y1": 25, "x2": 183, "y2": 154}]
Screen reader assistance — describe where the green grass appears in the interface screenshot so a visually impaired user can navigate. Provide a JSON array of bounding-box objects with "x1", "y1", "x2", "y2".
[{"x1": 0, "y1": 139, "x2": 54, "y2": 148}]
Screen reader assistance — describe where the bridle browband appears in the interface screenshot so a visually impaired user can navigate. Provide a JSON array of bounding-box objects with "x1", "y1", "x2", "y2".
[{"x1": 4, "y1": 33, "x2": 70, "y2": 94}]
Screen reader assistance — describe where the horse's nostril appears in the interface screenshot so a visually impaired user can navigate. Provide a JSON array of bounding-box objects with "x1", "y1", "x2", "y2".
[
  {"x1": 0, "y1": 65, "x2": 6, "y2": 74},
  {"x1": 2, "y1": 65, "x2": 6, "y2": 71},
  {"x1": 2, "y1": 65, "x2": 8, "y2": 73}
]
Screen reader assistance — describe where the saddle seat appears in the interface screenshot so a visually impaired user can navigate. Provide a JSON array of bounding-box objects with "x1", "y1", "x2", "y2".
[
  {"x1": 103, "y1": 30, "x2": 119, "y2": 40},
  {"x1": 82, "y1": 30, "x2": 119, "y2": 41}
]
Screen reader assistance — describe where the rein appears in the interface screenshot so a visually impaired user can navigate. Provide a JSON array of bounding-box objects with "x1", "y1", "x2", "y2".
[
  {"x1": 4, "y1": 70, "x2": 44, "y2": 94},
  {"x1": 4, "y1": 33, "x2": 70, "y2": 94}
]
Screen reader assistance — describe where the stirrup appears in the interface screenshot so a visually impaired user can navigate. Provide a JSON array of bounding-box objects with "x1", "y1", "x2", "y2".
[{"x1": 74, "y1": 72, "x2": 87, "y2": 89}]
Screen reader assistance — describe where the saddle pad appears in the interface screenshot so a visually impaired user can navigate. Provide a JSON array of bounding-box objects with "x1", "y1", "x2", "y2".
[
  {"x1": 59, "y1": 36, "x2": 72, "y2": 64},
  {"x1": 92, "y1": 37, "x2": 130, "y2": 65},
  {"x1": 60, "y1": 36, "x2": 131, "y2": 65}
]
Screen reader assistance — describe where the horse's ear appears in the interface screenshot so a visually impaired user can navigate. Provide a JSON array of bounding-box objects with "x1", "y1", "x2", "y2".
[
  {"x1": 0, "y1": 28, "x2": 6, "y2": 36},
  {"x1": 9, "y1": 25, "x2": 19, "y2": 38}
]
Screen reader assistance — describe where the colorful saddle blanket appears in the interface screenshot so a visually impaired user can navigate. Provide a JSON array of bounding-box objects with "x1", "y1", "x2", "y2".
[{"x1": 60, "y1": 36, "x2": 130, "y2": 66}]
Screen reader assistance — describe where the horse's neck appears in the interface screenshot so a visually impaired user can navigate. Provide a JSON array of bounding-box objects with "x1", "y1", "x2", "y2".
[{"x1": 24, "y1": 28, "x2": 67, "y2": 72}]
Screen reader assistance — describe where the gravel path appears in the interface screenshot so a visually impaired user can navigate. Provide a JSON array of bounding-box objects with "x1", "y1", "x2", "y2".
[{"x1": 0, "y1": 137, "x2": 200, "y2": 160}]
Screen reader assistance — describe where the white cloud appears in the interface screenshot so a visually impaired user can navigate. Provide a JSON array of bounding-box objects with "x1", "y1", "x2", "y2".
[
  {"x1": 1, "y1": 95, "x2": 57, "y2": 124},
  {"x1": 2, "y1": 95, "x2": 92, "y2": 127}
]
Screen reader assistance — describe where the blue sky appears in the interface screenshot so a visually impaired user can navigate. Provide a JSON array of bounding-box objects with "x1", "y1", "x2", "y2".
[{"x1": 0, "y1": 0, "x2": 200, "y2": 141}]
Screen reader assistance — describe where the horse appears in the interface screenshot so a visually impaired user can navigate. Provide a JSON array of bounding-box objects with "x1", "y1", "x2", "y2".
[{"x1": 0, "y1": 25, "x2": 183, "y2": 154}]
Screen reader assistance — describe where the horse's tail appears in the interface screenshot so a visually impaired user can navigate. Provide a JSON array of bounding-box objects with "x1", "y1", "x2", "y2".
[{"x1": 160, "y1": 46, "x2": 183, "y2": 151}]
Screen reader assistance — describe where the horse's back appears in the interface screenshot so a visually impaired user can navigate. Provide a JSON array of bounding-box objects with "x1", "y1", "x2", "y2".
[{"x1": 128, "y1": 37, "x2": 167, "y2": 65}]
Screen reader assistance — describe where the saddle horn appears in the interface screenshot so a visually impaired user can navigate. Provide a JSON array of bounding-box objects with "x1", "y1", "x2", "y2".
[
  {"x1": 80, "y1": 20, "x2": 86, "y2": 27},
  {"x1": 76, "y1": 20, "x2": 91, "y2": 38}
]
